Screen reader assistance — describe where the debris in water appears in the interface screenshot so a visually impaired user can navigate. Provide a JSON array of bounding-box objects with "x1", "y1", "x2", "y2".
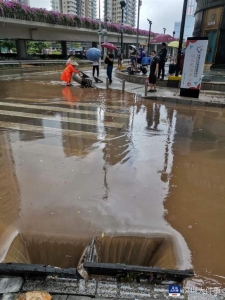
[
  {"x1": 188, "y1": 225, "x2": 192, "y2": 229},
  {"x1": 78, "y1": 211, "x2": 80, "y2": 213}
]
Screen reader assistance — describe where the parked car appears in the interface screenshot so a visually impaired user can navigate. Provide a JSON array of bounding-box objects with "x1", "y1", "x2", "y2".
[{"x1": 69, "y1": 49, "x2": 86, "y2": 59}]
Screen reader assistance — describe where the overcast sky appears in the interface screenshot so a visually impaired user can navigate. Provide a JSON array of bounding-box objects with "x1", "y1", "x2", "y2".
[{"x1": 30, "y1": 0, "x2": 183, "y2": 35}]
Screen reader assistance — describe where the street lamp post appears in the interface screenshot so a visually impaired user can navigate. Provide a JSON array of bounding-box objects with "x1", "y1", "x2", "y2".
[
  {"x1": 163, "y1": 28, "x2": 166, "y2": 34},
  {"x1": 98, "y1": 0, "x2": 101, "y2": 70},
  {"x1": 120, "y1": 0, "x2": 126, "y2": 60},
  {"x1": 147, "y1": 19, "x2": 152, "y2": 56},
  {"x1": 103, "y1": 0, "x2": 108, "y2": 58},
  {"x1": 175, "y1": 0, "x2": 188, "y2": 76},
  {"x1": 173, "y1": 31, "x2": 175, "y2": 37},
  {"x1": 135, "y1": 0, "x2": 142, "y2": 71}
]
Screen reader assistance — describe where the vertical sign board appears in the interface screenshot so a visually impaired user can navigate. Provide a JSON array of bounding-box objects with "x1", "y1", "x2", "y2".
[{"x1": 180, "y1": 37, "x2": 208, "y2": 98}]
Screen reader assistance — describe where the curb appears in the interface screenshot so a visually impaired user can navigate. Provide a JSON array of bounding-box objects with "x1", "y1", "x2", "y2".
[
  {"x1": 142, "y1": 96, "x2": 225, "y2": 108},
  {"x1": 115, "y1": 71, "x2": 225, "y2": 92}
]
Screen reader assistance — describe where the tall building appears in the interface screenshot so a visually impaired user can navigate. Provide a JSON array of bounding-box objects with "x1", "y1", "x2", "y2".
[
  {"x1": 17, "y1": 0, "x2": 30, "y2": 5},
  {"x1": 76, "y1": 0, "x2": 85, "y2": 16},
  {"x1": 4, "y1": 0, "x2": 30, "y2": 6},
  {"x1": 174, "y1": 0, "x2": 196, "y2": 39},
  {"x1": 193, "y1": 0, "x2": 225, "y2": 66},
  {"x1": 51, "y1": 0, "x2": 97, "y2": 18},
  {"x1": 85, "y1": 0, "x2": 97, "y2": 19},
  {"x1": 104, "y1": 0, "x2": 137, "y2": 27}
]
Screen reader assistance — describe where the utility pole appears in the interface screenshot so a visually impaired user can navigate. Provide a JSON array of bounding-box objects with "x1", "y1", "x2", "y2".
[
  {"x1": 175, "y1": 0, "x2": 188, "y2": 76},
  {"x1": 98, "y1": 0, "x2": 101, "y2": 70},
  {"x1": 104, "y1": 0, "x2": 108, "y2": 58},
  {"x1": 163, "y1": 28, "x2": 166, "y2": 34},
  {"x1": 135, "y1": 0, "x2": 141, "y2": 71},
  {"x1": 120, "y1": 1, "x2": 126, "y2": 59}
]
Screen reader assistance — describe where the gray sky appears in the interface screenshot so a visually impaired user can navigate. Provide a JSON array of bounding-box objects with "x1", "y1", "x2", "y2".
[{"x1": 30, "y1": 0, "x2": 183, "y2": 35}]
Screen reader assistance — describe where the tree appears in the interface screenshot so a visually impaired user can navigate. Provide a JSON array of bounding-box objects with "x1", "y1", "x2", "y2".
[
  {"x1": 0, "y1": 40, "x2": 16, "y2": 52},
  {"x1": 27, "y1": 41, "x2": 51, "y2": 54}
]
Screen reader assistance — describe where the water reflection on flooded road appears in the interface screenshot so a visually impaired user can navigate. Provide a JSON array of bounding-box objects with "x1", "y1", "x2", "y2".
[{"x1": 0, "y1": 73, "x2": 225, "y2": 288}]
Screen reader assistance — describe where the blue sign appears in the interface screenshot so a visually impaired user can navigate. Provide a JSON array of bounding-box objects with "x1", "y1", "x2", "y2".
[{"x1": 169, "y1": 285, "x2": 181, "y2": 297}]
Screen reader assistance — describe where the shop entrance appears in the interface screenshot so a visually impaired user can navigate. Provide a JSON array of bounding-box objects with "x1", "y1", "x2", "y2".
[{"x1": 205, "y1": 31, "x2": 217, "y2": 64}]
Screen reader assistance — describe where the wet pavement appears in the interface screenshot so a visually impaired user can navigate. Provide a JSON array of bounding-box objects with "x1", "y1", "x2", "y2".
[
  {"x1": 0, "y1": 69, "x2": 225, "y2": 290},
  {"x1": 203, "y1": 68, "x2": 225, "y2": 83}
]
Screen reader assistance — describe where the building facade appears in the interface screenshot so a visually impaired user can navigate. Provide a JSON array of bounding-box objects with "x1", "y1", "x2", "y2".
[
  {"x1": 85, "y1": 0, "x2": 97, "y2": 19},
  {"x1": 17, "y1": 0, "x2": 30, "y2": 5},
  {"x1": 193, "y1": 0, "x2": 225, "y2": 66},
  {"x1": 174, "y1": 0, "x2": 196, "y2": 39},
  {"x1": 104, "y1": 0, "x2": 136, "y2": 27},
  {"x1": 51, "y1": 0, "x2": 97, "y2": 18},
  {"x1": 4, "y1": 0, "x2": 30, "y2": 6}
]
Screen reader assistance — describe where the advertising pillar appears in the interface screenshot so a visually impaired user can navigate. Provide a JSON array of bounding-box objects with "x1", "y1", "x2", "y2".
[{"x1": 180, "y1": 37, "x2": 208, "y2": 98}]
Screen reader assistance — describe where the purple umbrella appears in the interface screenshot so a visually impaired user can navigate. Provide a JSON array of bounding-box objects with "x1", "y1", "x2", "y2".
[{"x1": 151, "y1": 34, "x2": 176, "y2": 44}]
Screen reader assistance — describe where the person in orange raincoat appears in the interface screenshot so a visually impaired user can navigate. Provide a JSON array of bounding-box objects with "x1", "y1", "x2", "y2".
[{"x1": 61, "y1": 61, "x2": 80, "y2": 86}]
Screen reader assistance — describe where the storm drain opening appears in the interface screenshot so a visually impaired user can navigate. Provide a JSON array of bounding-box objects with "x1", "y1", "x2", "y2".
[
  {"x1": 79, "y1": 235, "x2": 194, "y2": 283},
  {"x1": 1, "y1": 232, "x2": 90, "y2": 269},
  {"x1": 1, "y1": 233, "x2": 194, "y2": 282},
  {"x1": 91, "y1": 235, "x2": 177, "y2": 269}
]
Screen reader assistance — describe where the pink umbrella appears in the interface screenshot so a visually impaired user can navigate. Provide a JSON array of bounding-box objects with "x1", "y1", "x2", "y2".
[
  {"x1": 151, "y1": 34, "x2": 176, "y2": 44},
  {"x1": 101, "y1": 42, "x2": 117, "y2": 50}
]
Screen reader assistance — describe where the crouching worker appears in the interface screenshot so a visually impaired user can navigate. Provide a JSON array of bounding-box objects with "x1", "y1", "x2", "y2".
[{"x1": 61, "y1": 61, "x2": 79, "y2": 86}]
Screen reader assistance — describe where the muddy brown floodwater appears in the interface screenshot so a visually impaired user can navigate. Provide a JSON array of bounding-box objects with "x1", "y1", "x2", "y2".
[{"x1": 0, "y1": 71, "x2": 225, "y2": 289}]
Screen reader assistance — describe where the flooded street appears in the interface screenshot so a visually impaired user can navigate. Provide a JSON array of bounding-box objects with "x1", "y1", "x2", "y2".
[{"x1": 0, "y1": 71, "x2": 225, "y2": 289}]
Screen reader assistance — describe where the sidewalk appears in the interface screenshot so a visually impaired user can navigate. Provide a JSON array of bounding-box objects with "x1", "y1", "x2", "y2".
[
  {"x1": 1, "y1": 276, "x2": 224, "y2": 300},
  {"x1": 86, "y1": 69, "x2": 225, "y2": 108},
  {"x1": 142, "y1": 88, "x2": 225, "y2": 108}
]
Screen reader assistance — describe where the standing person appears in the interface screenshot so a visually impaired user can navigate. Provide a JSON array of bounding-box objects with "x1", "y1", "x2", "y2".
[
  {"x1": 105, "y1": 50, "x2": 114, "y2": 84},
  {"x1": 157, "y1": 42, "x2": 167, "y2": 80},
  {"x1": 148, "y1": 50, "x2": 159, "y2": 92},
  {"x1": 137, "y1": 47, "x2": 146, "y2": 64},
  {"x1": 129, "y1": 46, "x2": 137, "y2": 70},
  {"x1": 92, "y1": 60, "x2": 99, "y2": 77},
  {"x1": 61, "y1": 61, "x2": 80, "y2": 86}
]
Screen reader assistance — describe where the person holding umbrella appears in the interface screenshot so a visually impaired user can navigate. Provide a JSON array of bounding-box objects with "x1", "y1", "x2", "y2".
[
  {"x1": 102, "y1": 43, "x2": 117, "y2": 85},
  {"x1": 86, "y1": 47, "x2": 101, "y2": 78},
  {"x1": 105, "y1": 50, "x2": 114, "y2": 84},
  {"x1": 157, "y1": 42, "x2": 167, "y2": 80}
]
